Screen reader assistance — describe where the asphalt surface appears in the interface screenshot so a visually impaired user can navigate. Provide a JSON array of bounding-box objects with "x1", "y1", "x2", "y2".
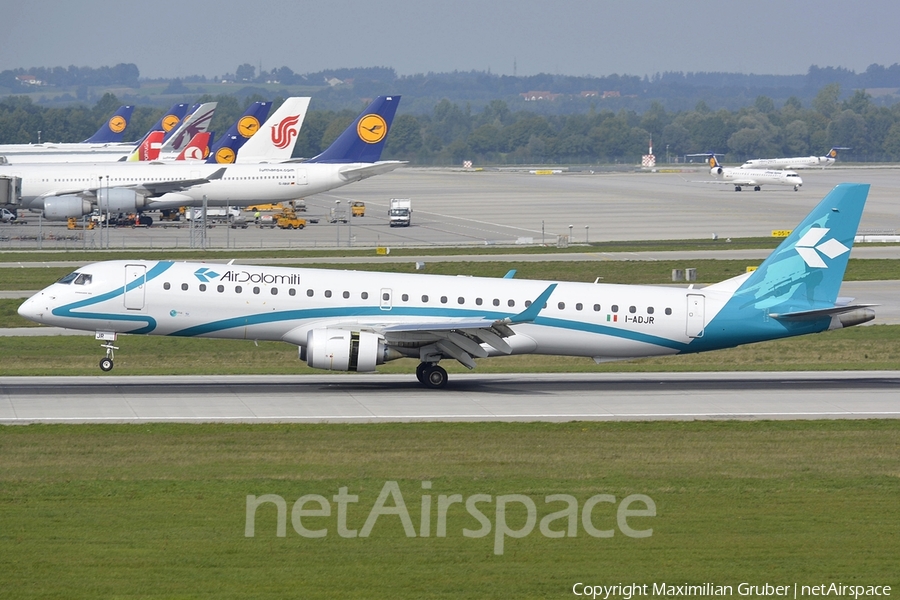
[{"x1": 1, "y1": 372, "x2": 898, "y2": 424}]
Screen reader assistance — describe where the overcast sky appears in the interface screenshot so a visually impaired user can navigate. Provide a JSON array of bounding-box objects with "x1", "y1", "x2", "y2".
[{"x1": 1, "y1": 0, "x2": 897, "y2": 80}]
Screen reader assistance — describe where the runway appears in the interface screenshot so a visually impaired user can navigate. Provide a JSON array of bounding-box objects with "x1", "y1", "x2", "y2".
[{"x1": 1, "y1": 372, "x2": 898, "y2": 424}]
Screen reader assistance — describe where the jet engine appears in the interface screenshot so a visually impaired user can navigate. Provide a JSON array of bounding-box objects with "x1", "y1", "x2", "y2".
[
  {"x1": 302, "y1": 329, "x2": 396, "y2": 372},
  {"x1": 97, "y1": 188, "x2": 146, "y2": 213},
  {"x1": 710, "y1": 166, "x2": 723, "y2": 176},
  {"x1": 43, "y1": 196, "x2": 92, "y2": 220}
]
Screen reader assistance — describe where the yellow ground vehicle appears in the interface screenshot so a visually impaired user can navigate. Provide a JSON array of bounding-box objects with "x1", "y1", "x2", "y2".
[
  {"x1": 245, "y1": 203, "x2": 283, "y2": 212},
  {"x1": 275, "y1": 207, "x2": 306, "y2": 230},
  {"x1": 351, "y1": 201, "x2": 365, "y2": 217},
  {"x1": 67, "y1": 217, "x2": 95, "y2": 230}
]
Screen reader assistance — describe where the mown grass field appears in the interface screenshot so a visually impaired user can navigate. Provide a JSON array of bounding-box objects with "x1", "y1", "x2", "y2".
[{"x1": 1, "y1": 421, "x2": 897, "y2": 599}]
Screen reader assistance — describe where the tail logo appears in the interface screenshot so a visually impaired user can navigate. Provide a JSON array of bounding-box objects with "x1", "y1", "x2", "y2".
[
  {"x1": 357, "y1": 114, "x2": 387, "y2": 144},
  {"x1": 215, "y1": 147, "x2": 236, "y2": 164},
  {"x1": 795, "y1": 227, "x2": 849, "y2": 268},
  {"x1": 108, "y1": 116, "x2": 127, "y2": 134},
  {"x1": 184, "y1": 146, "x2": 206, "y2": 160},
  {"x1": 271, "y1": 115, "x2": 301, "y2": 149},
  {"x1": 708, "y1": 157, "x2": 716, "y2": 167},
  {"x1": 238, "y1": 116, "x2": 261, "y2": 138},
  {"x1": 162, "y1": 114, "x2": 181, "y2": 132},
  {"x1": 829, "y1": 149, "x2": 838, "y2": 158}
]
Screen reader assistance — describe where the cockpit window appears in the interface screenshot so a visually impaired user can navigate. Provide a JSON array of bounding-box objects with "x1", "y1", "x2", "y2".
[
  {"x1": 57, "y1": 272, "x2": 80, "y2": 284},
  {"x1": 73, "y1": 274, "x2": 92, "y2": 285}
]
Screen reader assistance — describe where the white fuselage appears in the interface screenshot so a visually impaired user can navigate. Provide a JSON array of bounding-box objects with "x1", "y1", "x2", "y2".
[
  {"x1": 711, "y1": 165, "x2": 803, "y2": 190},
  {"x1": 0, "y1": 143, "x2": 135, "y2": 164},
  {"x1": 18, "y1": 260, "x2": 729, "y2": 362},
  {"x1": 741, "y1": 156, "x2": 835, "y2": 170},
  {"x1": 2, "y1": 160, "x2": 399, "y2": 212}
]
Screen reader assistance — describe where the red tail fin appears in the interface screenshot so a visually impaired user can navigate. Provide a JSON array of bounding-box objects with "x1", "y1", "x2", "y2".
[
  {"x1": 177, "y1": 132, "x2": 211, "y2": 161},
  {"x1": 138, "y1": 131, "x2": 165, "y2": 161}
]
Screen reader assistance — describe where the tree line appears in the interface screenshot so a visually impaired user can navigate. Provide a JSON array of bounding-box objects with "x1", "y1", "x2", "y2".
[{"x1": 3, "y1": 85, "x2": 900, "y2": 165}]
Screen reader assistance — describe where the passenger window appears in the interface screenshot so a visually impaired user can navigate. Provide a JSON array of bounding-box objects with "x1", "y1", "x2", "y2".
[
  {"x1": 217, "y1": 285, "x2": 225, "y2": 293},
  {"x1": 524, "y1": 300, "x2": 531, "y2": 307},
  {"x1": 665, "y1": 308, "x2": 672, "y2": 315},
  {"x1": 343, "y1": 291, "x2": 350, "y2": 299},
  {"x1": 163, "y1": 282, "x2": 171, "y2": 290},
  {"x1": 629, "y1": 306, "x2": 636, "y2": 313},
  {"x1": 476, "y1": 298, "x2": 483, "y2": 306},
  {"x1": 421, "y1": 295, "x2": 429, "y2": 302},
  {"x1": 199, "y1": 284, "x2": 206, "y2": 292},
  {"x1": 271, "y1": 288, "x2": 278, "y2": 295},
  {"x1": 253, "y1": 287, "x2": 260, "y2": 294},
  {"x1": 457, "y1": 297, "x2": 465, "y2": 304},
  {"x1": 576, "y1": 303, "x2": 583, "y2": 311},
  {"x1": 593, "y1": 304, "x2": 601, "y2": 312},
  {"x1": 236, "y1": 286, "x2": 243, "y2": 293},
  {"x1": 307, "y1": 289, "x2": 314, "y2": 297},
  {"x1": 402, "y1": 294, "x2": 409, "y2": 302},
  {"x1": 382, "y1": 292, "x2": 390, "y2": 301},
  {"x1": 441, "y1": 296, "x2": 448, "y2": 304},
  {"x1": 508, "y1": 299, "x2": 515, "y2": 307},
  {"x1": 289, "y1": 289, "x2": 296, "y2": 296},
  {"x1": 558, "y1": 302, "x2": 566, "y2": 310},
  {"x1": 493, "y1": 299, "x2": 500, "y2": 307},
  {"x1": 647, "y1": 307, "x2": 654, "y2": 314},
  {"x1": 181, "y1": 283, "x2": 189, "y2": 291},
  {"x1": 362, "y1": 292, "x2": 369, "y2": 300},
  {"x1": 325, "y1": 290, "x2": 332, "y2": 298}
]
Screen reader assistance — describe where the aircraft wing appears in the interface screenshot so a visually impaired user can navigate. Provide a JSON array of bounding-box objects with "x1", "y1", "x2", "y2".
[
  {"x1": 38, "y1": 168, "x2": 228, "y2": 201},
  {"x1": 282, "y1": 285, "x2": 556, "y2": 368},
  {"x1": 337, "y1": 161, "x2": 407, "y2": 182}
]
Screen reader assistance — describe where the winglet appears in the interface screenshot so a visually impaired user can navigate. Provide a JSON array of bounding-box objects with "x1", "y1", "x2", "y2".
[
  {"x1": 505, "y1": 284, "x2": 556, "y2": 324},
  {"x1": 503, "y1": 269, "x2": 517, "y2": 279}
]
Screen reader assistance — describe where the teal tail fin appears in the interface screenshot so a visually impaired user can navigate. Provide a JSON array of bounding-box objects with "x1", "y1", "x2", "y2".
[{"x1": 733, "y1": 183, "x2": 869, "y2": 313}]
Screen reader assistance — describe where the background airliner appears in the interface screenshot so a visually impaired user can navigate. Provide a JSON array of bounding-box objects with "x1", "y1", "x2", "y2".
[
  {"x1": 18, "y1": 184, "x2": 874, "y2": 388},
  {"x1": 693, "y1": 154, "x2": 803, "y2": 191},
  {"x1": 1, "y1": 96, "x2": 402, "y2": 219},
  {"x1": 741, "y1": 147, "x2": 848, "y2": 170}
]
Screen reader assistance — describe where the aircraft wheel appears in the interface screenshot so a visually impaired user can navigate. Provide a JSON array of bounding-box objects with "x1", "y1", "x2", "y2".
[
  {"x1": 100, "y1": 357, "x2": 114, "y2": 372},
  {"x1": 754, "y1": 186, "x2": 761, "y2": 191},
  {"x1": 423, "y1": 365, "x2": 448, "y2": 389},
  {"x1": 794, "y1": 186, "x2": 800, "y2": 191},
  {"x1": 416, "y1": 362, "x2": 429, "y2": 383},
  {"x1": 734, "y1": 186, "x2": 742, "y2": 192}
]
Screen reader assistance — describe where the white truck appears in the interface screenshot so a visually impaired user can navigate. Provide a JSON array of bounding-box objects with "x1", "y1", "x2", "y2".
[
  {"x1": 388, "y1": 198, "x2": 412, "y2": 227},
  {"x1": 186, "y1": 207, "x2": 241, "y2": 222}
]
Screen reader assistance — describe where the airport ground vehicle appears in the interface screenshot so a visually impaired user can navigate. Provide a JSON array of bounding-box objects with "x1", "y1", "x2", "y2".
[
  {"x1": 275, "y1": 207, "x2": 306, "y2": 229},
  {"x1": 67, "y1": 217, "x2": 95, "y2": 230},
  {"x1": 186, "y1": 207, "x2": 241, "y2": 222},
  {"x1": 1, "y1": 207, "x2": 17, "y2": 222},
  {"x1": 351, "y1": 201, "x2": 365, "y2": 217},
  {"x1": 389, "y1": 198, "x2": 411, "y2": 227}
]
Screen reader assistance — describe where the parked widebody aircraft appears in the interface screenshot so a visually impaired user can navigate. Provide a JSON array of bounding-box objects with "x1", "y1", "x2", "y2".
[
  {"x1": 1, "y1": 96, "x2": 403, "y2": 219},
  {"x1": 741, "y1": 147, "x2": 848, "y2": 170},
  {"x1": 18, "y1": 184, "x2": 875, "y2": 388},
  {"x1": 0, "y1": 103, "x2": 195, "y2": 164},
  {"x1": 0, "y1": 105, "x2": 136, "y2": 162},
  {"x1": 694, "y1": 154, "x2": 803, "y2": 191}
]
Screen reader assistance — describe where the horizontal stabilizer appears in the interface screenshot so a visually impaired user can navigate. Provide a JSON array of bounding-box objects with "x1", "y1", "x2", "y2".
[{"x1": 769, "y1": 304, "x2": 877, "y2": 320}]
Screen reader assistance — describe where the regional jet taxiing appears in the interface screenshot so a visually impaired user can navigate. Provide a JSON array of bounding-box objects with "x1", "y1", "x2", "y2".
[
  {"x1": 741, "y1": 147, "x2": 848, "y2": 170},
  {"x1": 18, "y1": 184, "x2": 874, "y2": 388},
  {"x1": 694, "y1": 154, "x2": 803, "y2": 191}
]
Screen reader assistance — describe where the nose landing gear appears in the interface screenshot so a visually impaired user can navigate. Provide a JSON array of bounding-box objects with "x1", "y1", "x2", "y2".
[{"x1": 96, "y1": 331, "x2": 119, "y2": 372}]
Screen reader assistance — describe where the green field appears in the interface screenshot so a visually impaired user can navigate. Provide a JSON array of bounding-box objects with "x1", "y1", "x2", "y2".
[{"x1": 1, "y1": 421, "x2": 897, "y2": 599}]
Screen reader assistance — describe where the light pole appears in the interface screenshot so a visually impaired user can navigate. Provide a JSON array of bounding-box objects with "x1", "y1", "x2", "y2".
[
  {"x1": 666, "y1": 144, "x2": 669, "y2": 164},
  {"x1": 335, "y1": 200, "x2": 341, "y2": 247},
  {"x1": 585, "y1": 225, "x2": 589, "y2": 243},
  {"x1": 568, "y1": 224, "x2": 573, "y2": 243}
]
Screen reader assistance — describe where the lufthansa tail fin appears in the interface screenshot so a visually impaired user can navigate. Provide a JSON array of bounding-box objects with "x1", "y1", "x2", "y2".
[
  {"x1": 205, "y1": 101, "x2": 272, "y2": 164},
  {"x1": 82, "y1": 105, "x2": 135, "y2": 143},
  {"x1": 134, "y1": 103, "x2": 189, "y2": 147},
  {"x1": 732, "y1": 183, "x2": 869, "y2": 313},
  {"x1": 307, "y1": 95, "x2": 400, "y2": 163}
]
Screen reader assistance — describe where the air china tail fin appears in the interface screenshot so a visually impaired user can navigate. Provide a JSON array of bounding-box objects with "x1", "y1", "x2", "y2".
[
  {"x1": 125, "y1": 130, "x2": 165, "y2": 161},
  {"x1": 205, "y1": 101, "x2": 272, "y2": 164},
  {"x1": 235, "y1": 97, "x2": 310, "y2": 163},
  {"x1": 161, "y1": 102, "x2": 217, "y2": 153},
  {"x1": 307, "y1": 95, "x2": 401, "y2": 163},
  {"x1": 176, "y1": 132, "x2": 211, "y2": 161},
  {"x1": 82, "y1": 105, "x2": 135, "y2": 143}
]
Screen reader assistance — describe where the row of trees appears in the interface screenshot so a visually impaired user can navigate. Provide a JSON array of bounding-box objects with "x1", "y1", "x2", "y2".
[{"x1": 3, "y1": 85, "x2": 900, "y2": 164}]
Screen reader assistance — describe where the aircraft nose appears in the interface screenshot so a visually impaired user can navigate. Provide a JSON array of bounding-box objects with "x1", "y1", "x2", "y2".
[{"x1": 17, "y1": 294, "x2": 46, "y2": 323}]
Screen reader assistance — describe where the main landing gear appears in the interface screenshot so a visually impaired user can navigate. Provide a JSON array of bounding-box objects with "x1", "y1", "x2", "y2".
[{"x1": 416, "y1": 362, "x2": 448, "y2": 389}]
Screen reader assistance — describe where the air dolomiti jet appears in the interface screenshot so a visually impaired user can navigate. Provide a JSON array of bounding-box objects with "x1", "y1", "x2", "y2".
[
  {"x1": 697, "y1": 154, "x2": 803, "y2": 191},
  {"x1": 741, "y1": 147, "x2": 848, "y2": 170},
  {"x1": 18, "y1": 184, "x2": 874, "y2": 388},
  {"x1": 1, "y1": 96, "x2": 402, "y2": 219}
]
